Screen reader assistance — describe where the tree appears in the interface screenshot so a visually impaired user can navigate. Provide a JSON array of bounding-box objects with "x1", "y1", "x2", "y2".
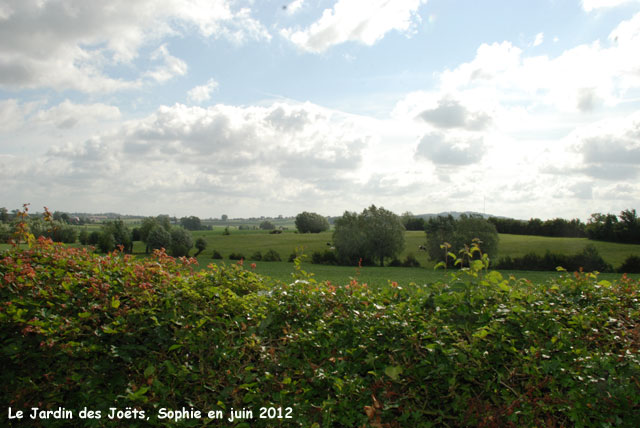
[
  {"x1": 140, "y1": 216, "x2": 172, "y2": 253},
  {"x1": 97, "y1": 231, "x2": 115, "y2": 253},
  {"x1": 100, "y1": 219, "x2": 133, "y2": 253},
  {"x1": 169, "y1": 228, "x2": 193, "y2": 257},
  {"x1": 333, "y1": 205, "x2": 405, "y2": 267},
  {"x1": 221, "y1": 214, "x2": 228, "y2": 221},
  {"x1": 259, "y1": 220, "x2": 275, "y2": 230},
  {"x1": 0, "y1": 207, "x2": 9, "y2": 223},
  {"x1": 424, "y1": 215, "x2": 457, "y2": 263},
  {"x1": 147, "y1": 225, "x2": 172, "y2": 252},
  {"x1": 333, "y1": 211, "x2": 369, "y2": 265},
  {"x1": 425, "y1": 214, "x2": 498, "y2": 266},
  {"x1": 52, "y1": 211, "x2": 70, "y2": 224},
  {"x1": 180, "y1": 216, "x2": 202, "y2": 231},
  {"x1": 401, "y1": 212, "x2": 426, "y2": 231},
  {"x1": 295, "y1": 212, "x2": 330, "y2": 233},
  {"x1": 88, "y1": 231, "x2": 101, "y2": 246},
  {"x1": 78, "y1": 228, "x2": 89, "y2": 245},
  {"x1": 194, "y1": 237, "x2": 207, "y2": 256}
]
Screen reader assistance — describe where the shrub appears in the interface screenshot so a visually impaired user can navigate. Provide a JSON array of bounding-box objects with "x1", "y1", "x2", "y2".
[
  {"x1": 573, "y1": 244, "x2": 612, "y2": 272},
  {"x1": 495, "y1": 245, "x2": 613, "y2": 272},
  {"x1": 88, "y1": 230, "x2": 101, "y2": 245},
  {"x1": 0, "y1": 223, "x2": 11, "y2": 243},
  {"x1": 211, "y1": 249, "x2": 223, "y2": 259},
  {"x1": 618, "y1": 255, "x2": 640, "y2": 273},
  {"x1": 46, "y1": 223, "x2": 77, "y2": 243},
  {"x1": 78, "y1": 228, "x2": 89, "y2": 245},
  {"x1": 229, "y1": 252, "x2": 245, "y2": 260},
  {"x1": 97, "y1": 231, "x2": 115, "y2": 253},
  {"x1": 288, "y1": 251, "x2": 298, "y2": 262},
  {"x1": 259, "y1": 220, "x2": 275, "y2": 230},
  {"x1": 262, "y1": 249, "x2": 282, "y2": 262},
  {"x1": 250, "y1": 251, "x2": 262, "y2": 261},
  {"x1": 311, "y1": 249, "x2": 338, "y2": 265},
  {"x1": 388, "y1": 258, "x2": 403, "y2": 267},
  {"x1": 131, "y1": 227, "x2": 141, "y2": 241},
  {"x1": 402, "y1": 253, "x2": 421, "y2": 267},
  {"x1": 2, "y1": 239, "x2": 639, "y2": 426},
  {"x1": 99, "y1": 219, "x2": 132, "y2": 253}
]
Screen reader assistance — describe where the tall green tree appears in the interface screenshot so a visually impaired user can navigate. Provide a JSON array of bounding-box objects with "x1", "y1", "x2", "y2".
[
  {"x1": 147, "y1": 225, "x2": 172, "y2": 252},
  {"x1": 100, "y1": 219, "x2": 133, "y2": 253},
  {"x1": 425, "y1": 215, "x2": 498, "y2": 266},
  {"x1": 140, "y1": 215, "x2": 172, "y2": 253},
  {"x1": 259, "y1": 220, "x2": 275, "y2": 230},
  {"x1": 180, "y1": 216, "x2": 202, "y2": 231},
  {"x1": 169, "y1": 228, "x2": 193, "y2": 257},
  {"x1": 333, "y1": 205, "x2": 405, "y2": 267},
  {"x1": 0, "y1": 207, "x2": 9, "y2": 223},
  {"x1": 295, "y1": 211, "x2": 330, "y2": 233}
]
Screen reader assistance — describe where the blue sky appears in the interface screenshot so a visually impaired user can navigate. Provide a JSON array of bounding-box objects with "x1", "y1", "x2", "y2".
[{"x1": 2, "y1": 0, "x2": 640, "y2": 220}]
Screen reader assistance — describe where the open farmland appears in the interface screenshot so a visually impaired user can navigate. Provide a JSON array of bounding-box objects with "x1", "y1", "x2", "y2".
[{"x1": 140, "y1": 228, "x2": 640, "y2": 270}]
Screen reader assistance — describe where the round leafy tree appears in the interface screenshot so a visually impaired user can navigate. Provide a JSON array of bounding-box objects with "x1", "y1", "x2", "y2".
[
  {"x1": 169, "y1": 227, "x2": 193, "y2": 257},
  {"x1": 333, "y1": 205, "x2": 405, "y2": 267},
  {"x1": 295, "y1": 211, "x2": 330, "y2": 233},
  {"x1": 425, "y1": 214, "x2": 498, "y2": 266},
  {"x1": 147, "y1": 225, "x2": 172, "y2": 252}
]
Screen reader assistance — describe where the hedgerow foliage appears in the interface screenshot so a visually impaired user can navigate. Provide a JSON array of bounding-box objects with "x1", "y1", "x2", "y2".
[{"x1": 2, "y1": 238, "x2": 640, "y2": 427}]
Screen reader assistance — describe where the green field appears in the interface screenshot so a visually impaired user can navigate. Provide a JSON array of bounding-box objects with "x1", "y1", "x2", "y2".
[
  {"x1": 4, "y1": 229, "x2": 640, "y2": 288},
  {"x1": 181, "y1": 229, "x2": 640, "y2": 269},
  {"x1": 152, "y1": 229, "x2": 640, "y2": 287}
]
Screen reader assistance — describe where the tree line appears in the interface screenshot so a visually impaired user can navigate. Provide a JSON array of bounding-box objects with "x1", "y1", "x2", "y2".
[
  {"x1": 585, "y1": 209, "x2": 640, "y2": 244},
  {"x1": 487, "y1": 216, "x2": 586, "y2": 238}
]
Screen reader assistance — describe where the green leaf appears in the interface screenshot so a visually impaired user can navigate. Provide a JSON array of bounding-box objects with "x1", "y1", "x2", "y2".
[
  {"x1": 384, "y1": 365, "x2": 403, "y2": 381},
  {"x1": 144, "y1": 365, "x2": 156, "y2": 377},
  {"x1": 111, "y1": 297, "x2": 120, "y2": 309},
  {"x1": 473, "y1": 327, "x2": 490, "y2": 339},
  {"x1": 168, "y1": 344, "x2": 182, "y2": 351},
  {"x1": 78, "y1": 311, "x2": 91, "y2": 318},
  {"x1": 498, "y1": 281, "x2": 511, "y2": 292}
]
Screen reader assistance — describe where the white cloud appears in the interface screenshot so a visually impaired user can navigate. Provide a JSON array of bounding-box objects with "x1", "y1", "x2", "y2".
[
  {"x1": 33, "y1": 100, "x2": 121, "y2": 129},
  {"x1": 145, "y1": 44, "x2": 188, "y2": 83},
  {"x1": 574, "y1": 112, "x2": 640, "y2": 179},
  {"x1": 434, "y1": 12, "x2": 640, "y2": 114},
  {"x1": 415, "y1": 131, "x2": 486, "y2": 166},
  {"x1": 187, "y1": 79, "x2": 219, "y2": 103},
  {"x1": 417, "y1": 95, "x2": 492, "y2": 131},
  {"x1": 1, "y1": 102, "x2": 376, "y2": 214},
  {"x1": 284, "y1": 0, "x2": 305, "y2": 15},
  {"x1": 582, "y1": 0, "x2": 640, "y2": 11},
  {"x1": 281, "y1": 0, "x2": 427, "y2": 53},
  {"x1": 533, "y1": 32, "x2": 544, "y2": 47},
  {"x1": 0, "y1": 0, "x2": 269, "y2": 93}
]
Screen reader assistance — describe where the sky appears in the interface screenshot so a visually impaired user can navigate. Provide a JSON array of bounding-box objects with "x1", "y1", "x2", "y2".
[{"x1": 1, "y1": 0, "x2": 640, "y2": 221}]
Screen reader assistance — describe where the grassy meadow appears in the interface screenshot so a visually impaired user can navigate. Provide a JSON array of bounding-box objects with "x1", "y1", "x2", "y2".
[
  {"x1": 3, "y1": 227, "x2": 640, "y2": 288},
  {"x1": 135, "y1": 228, "x2": 640, "y2": 287}
]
